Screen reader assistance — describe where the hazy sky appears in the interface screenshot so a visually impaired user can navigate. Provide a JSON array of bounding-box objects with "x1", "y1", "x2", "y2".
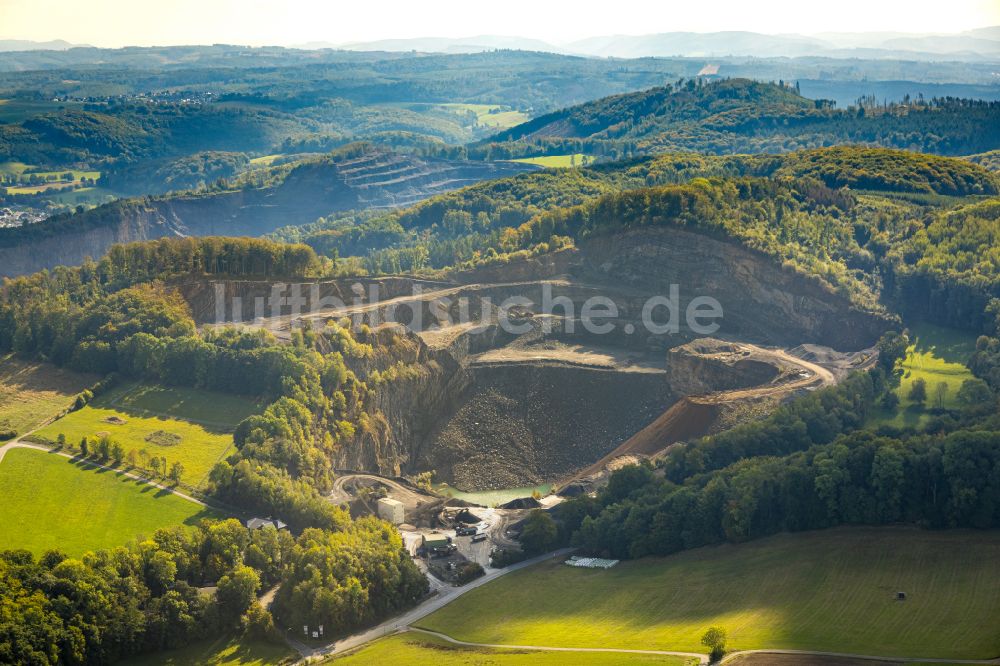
[{"x1": 2, "y1": 0, "x2": 999, "y2": 47}]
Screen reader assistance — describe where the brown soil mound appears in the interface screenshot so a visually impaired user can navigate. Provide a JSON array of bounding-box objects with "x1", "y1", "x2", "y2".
[{"x1": 571, "y1": 397, "x2": 717, "y2": 481}]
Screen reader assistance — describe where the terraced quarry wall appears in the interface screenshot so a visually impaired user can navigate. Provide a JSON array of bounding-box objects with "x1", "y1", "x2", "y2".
[{"x1": 0, "y1": 152, "x2": 535, "y2": 277}]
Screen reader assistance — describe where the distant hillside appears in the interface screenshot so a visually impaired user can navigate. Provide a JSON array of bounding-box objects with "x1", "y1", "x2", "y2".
[
  {"x1": 0, "y1": 147, "x2": 536, "y2": 277},
  {"x1": 0, "y1": 105, "x2": 313, "y2": 166},
  {"x1": 267, "y1": 146, "x2": 999, "y2": 331},
  {"x1": 476, "y1": 78, "x2": 1000, "y2": 159},
  {"x1": 0, "y1": 39, "x2": 83, "y2": 52},
  {"x1": 566, "y1": 28, "x2": 1000, "y2": 60},
  {"x1": 327, "y1": 28, "x2": 1000, "y2": 60}
]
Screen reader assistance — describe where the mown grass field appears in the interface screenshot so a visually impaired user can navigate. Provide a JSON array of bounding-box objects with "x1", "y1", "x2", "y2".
[
  {"x1": 0, "y1": 353, "x2": 97, "y2": 436},
  {"x1": 870, "y1": 322, "x2": 976, "y2": 429},
  {"x1": 329, "y1": 631, "x2": 695, "y2": 665},
  {"x1": 33, "y1": 383, "x2": 261, "y2": 488},
  {"x1": 120, "y1": 635, "x2": 295, "y2": 666},
  {"x1": 512, "y1": 153, "x2": 595, "y2": 168},
  {"x1": 419, "y1": 527, "x2": 1000, "y2": 659},
  {"x1": 0, "y1": 447, "x2": 218, "y2": 556}
]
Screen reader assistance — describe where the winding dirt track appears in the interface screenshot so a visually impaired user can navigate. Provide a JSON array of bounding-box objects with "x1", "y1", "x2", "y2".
[
  {"x1": 328, "y1": 473, "x2": 436, "y2": 507},
  {"x1": 408, "y1": 627, "x2": 708, "y2": 664},
  {"x1": 399, "y1": 630, "x2": 1000, "y2": 666},
  {"x1": 565, "y1": 344, "x2": 837, "y2": 485}
]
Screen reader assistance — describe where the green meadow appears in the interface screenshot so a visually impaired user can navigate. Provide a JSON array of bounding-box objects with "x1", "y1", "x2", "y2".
[
  {"x1": 871, "y1": 322, "x2": 977, "y2": 428},
  {"x1": 420, "y1": 527, "x2": 1000, "y2": 660},
  {"x1": 33, "y1": 383, "x2": 262, "y2": 488},
  {"x1": 0, "y1": 447, "x2": 218, "y2": 556},
  {"x1": 0, "y1": 353, "x2": 97, "y2": 436}
]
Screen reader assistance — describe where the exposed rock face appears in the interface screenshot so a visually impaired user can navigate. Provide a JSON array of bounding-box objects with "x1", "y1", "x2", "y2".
[
  {"x1": 577, "y1": 227, "x2": 891, "y2": 351},
  {"x1": 415, "y1": 362, "x2": 673, "y2": 490},
  {"x1": 0, "y1": 151, "x2": 535, "y2": 278},
  {"x1": 664, "y1": 338, "x2": 781, "y2": 396},
  {"x1": 185, "y1": 223, "x2": 891, "y2": 490}
]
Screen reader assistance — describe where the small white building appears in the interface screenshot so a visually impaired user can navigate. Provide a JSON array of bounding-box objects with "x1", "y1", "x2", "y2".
[{"x1": 377, "y1": 497, "x2": 405, "y2": 524}]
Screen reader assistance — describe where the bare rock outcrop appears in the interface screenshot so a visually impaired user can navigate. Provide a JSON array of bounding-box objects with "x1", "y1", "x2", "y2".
[
  {"x1": 0, "y1": 151, "x2": 536, "y2": 278},
  {"x1": 577, "y1": 227, "x2": 891, "y2": 351}
]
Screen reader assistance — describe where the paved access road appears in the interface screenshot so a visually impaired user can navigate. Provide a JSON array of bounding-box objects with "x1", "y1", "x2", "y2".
[{"x1": 291, "y1": 548, "x2": 574, "y2": 660}]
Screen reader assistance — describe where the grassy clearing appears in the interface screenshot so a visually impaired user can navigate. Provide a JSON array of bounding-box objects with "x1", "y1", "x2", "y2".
[
  {"x1": 869, "y1": 322, "x2": 976, "y2": 429},
  {"x1": 511, "y1": 154, "x2": 594, "y2": 168},
  {"x1": 436, "y1": 103, "x2": 529, "y2": 128},
  {"x1": 0, "y1": 353, "x2": 97, "y2": 436},
  {"x1": 420, "y1": 527, "x2": 1000, "y2": 659},
  {"x1": 120, "y1": 634, "x2": 295, "y2": 666},
  {"x1": 0, "y1": 447, "x2": 218, "y2": 556},
  {"x1": 0, "y1": 160, "x2": 32, "y2": 176},
  {"x1": 392, "y1": 102, "x2": 529, "y2": 129},
  {"x1": 111, "y1": 383, "x2": 263, "y2": 426},
  {"x1": 40, "y1": 185, "x2": 117, "y2": 206},
  {"x1": 249, "y1": 154, "x2": 283, "y2": 166},
  {"x1": 33, "y1": 383, "x2": 261, "y2": 488},
  {"x1": 328, "y1": 631, "x2": 695, "y2": 665}
]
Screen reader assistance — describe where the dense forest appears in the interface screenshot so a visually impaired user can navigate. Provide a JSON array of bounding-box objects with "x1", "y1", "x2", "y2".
[
  {"x1": 0, "y1": 518, "x2": 425, "y2": 664},
  {"x1": 476, "y1": 79, "x2": 1000, "y2": 159},
  {"x1": 0, "y1": 104, "x2": 315, "y2": 166}
]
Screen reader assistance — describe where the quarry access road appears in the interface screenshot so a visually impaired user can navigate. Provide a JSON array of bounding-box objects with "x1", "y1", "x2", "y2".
[
  {"x1": 407, "y1": 628, "x2": 709, "y2": 664},
  {"x1": 289, "y1": 548, "x2": 574, "y2": 661},
  {"x1": 563, "y1": 343, "x2": 840, "y2": 487},
  {"x1": 391, "y1": 633, "x2": 1000, "y2": 666},
  {"x1": 225, "y1": 277, "x2": 614, "y2": 340},
  {"x1": 327, "y1": 472, "x2": 436, "y2": 507},
  {"x1": 706, "y1": 346, "x2": 836, "y2": 402}
]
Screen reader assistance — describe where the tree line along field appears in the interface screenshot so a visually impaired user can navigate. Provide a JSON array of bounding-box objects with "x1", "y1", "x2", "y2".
[
  {"x1": 418, "y1": 527, "x2": 1000, "y2": 660},
  {"x1": 31, "y1": 382, "x2": 262, "y2": 489},
  {"x1": 328, "y1": 631, "x2": 697, "y2": 665},
  {"x1": 0, "y1": 447, "x2": 218, "y2": 556},
  {"x1": 869, "y1": 322, "x2": 976, "y2": 429},
  {"x1": 0, "y1": 353, "x2": 98, "y2": 436}
]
